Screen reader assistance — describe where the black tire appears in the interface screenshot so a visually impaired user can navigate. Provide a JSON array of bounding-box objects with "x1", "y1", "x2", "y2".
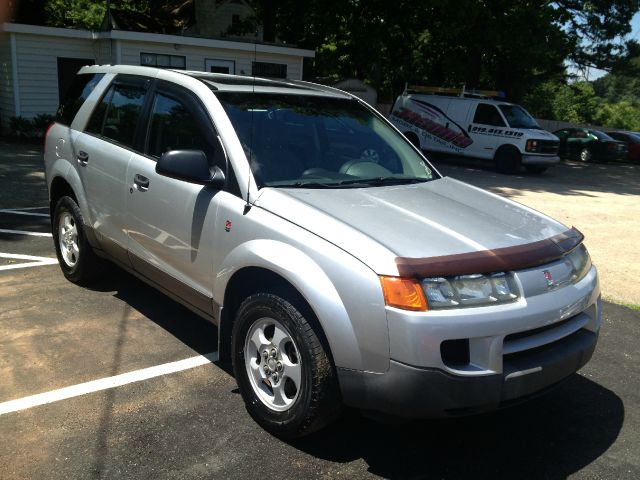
[
  {"x1": 52, "y1": 195, "x2": 101, "y2": 284},
  {"x1": 495, "y1": 147, "x2": 522, "y2": 174},
  {"x1": 524, "y1": 165, "x2": 548, "y2": 174},
  {"x1": 579, "y1": 148, "x2": 592, "y2": 163},
  {"x1": 232, "y1": 293, "x2": 341, "y2": 438}
]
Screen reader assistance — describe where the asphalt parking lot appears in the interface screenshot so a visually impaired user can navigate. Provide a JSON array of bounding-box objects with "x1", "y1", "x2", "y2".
[{"x1": 1, "y1": 143, "x2": 639, "y2": 479}]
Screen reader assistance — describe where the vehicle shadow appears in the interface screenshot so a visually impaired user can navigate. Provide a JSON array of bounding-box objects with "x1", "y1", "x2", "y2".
[
  {"x1": 290, "y1": 375, "x2": 623, "y2": 479},
  {"x1": 87, "y1": 264, "x2": 219, "y2": 357},
  {"x1": 84, "y1": 265, "x2": 625, "y2": 479}
]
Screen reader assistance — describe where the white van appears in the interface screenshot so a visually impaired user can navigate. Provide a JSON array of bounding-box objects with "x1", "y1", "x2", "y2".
[{"x1": 390, "y1": 87, "x2": 560, "y2": 173}]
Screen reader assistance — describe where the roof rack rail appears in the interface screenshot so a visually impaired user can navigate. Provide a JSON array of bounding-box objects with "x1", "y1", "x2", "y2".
[
  {"x1": 286, "y1": 79, "x2": 354, "y2": 98},
  {"x1": 404, "y1": 84, "x2": 506, "y2": 99}
]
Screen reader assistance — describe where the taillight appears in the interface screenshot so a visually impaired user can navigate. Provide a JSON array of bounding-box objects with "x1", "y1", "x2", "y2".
[
  {"x1": 43, "y1": 122, "x2": 55, "y2": 154},
  {"x1": 607, "y1": 143, "x2": 616, "y2": 151}
]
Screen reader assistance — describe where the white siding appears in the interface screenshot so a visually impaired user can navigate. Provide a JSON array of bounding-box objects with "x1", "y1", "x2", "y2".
[
  {"x1": 15, "y1": 33, "x2": 97, "y2": 118},
  {"x1": 120, "y1": 40, "x2": 303, "y2": 79},
  {"x1": 0, "y1": 33, "x2": 15, "y2": 125},
  {"x1": 95, "y1": 38, "x2": 112, "y2": 65}
]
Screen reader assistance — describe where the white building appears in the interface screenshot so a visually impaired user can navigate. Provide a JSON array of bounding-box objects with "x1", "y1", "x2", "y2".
[{"x1": 0, "y1": 18, "x2": 313, "y2": 125}]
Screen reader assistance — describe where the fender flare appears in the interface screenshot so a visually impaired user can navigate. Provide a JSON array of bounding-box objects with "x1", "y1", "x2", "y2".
[
  {"x1": 48, "y1": 158, "x2": 92, "y2": 224},
  {"x1": 214, "y1": 239, "x2": 364, "y2": 370}
]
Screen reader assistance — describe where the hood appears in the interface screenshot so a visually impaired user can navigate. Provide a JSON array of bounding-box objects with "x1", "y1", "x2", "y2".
[
  {"x1": 254, "y1": 177, "x2": 569, "y2": 275},
  {"x1": 525, "y1": 129, "x2": 559, "y2": 140}
]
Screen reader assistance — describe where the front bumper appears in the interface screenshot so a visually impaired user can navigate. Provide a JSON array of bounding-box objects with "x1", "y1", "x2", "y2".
[
  {"x1": 337, "y1": 263, "x2": 601, "y2": 417},
  {"x1": 338, "y1": 327, "x2": 597, "y2": 417}
]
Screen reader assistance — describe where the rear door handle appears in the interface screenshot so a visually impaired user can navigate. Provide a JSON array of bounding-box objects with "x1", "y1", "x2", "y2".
[
  {"x1": 134, "y1": 174, "x2": 150, "y2": 191},
  {"x1": 77, "y1": 150, "x2": 89, "y2": 165}
]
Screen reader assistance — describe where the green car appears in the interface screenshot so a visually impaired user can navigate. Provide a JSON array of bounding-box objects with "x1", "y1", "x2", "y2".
[{"x1": 553, "y1": 128, "x2": 627, "y2": 162}]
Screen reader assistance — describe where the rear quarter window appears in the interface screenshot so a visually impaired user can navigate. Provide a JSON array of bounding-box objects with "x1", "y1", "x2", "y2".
[{"x1": 55, "y1": 73, "x2": 105, "y2": 126}]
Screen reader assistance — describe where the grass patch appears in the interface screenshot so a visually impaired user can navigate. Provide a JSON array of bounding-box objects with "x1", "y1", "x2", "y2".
[
  {"x1": 603, "y1": 295, "x2": 640, "y2": 311},
  {"x1": 620, "y1": 302, "x2": 640, "y2": 312}
]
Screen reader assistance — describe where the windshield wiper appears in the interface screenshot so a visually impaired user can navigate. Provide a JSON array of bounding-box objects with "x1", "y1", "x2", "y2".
[
  {"x1": 346, "y1": 177, "x2": 431, "y2": 186},
  {"x1": 269, "y1": 177, "x2": 431, "y2": 189},
  {"x1": 269, "y1": 180, "x2": 362, "y2": 189}
]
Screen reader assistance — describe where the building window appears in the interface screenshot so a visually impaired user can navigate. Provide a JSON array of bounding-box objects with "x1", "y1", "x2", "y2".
[
  {"x1": 140, "y1": 53, "x2": 186, "y2": 70},
  {"x1": 252, "y1": 62, "x2": 287, "y2": 79},
  {"x1": 205, "y1": 59, "x2": 235, "y2": 74}
]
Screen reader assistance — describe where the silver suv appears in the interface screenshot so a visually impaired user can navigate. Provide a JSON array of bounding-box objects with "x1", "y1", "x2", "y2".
[{"x1": 45, "y1": 65, "x2": 601, "y2": 438}]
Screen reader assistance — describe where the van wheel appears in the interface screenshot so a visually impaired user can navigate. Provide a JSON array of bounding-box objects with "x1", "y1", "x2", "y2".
[
  {"x1": 404, "y1": 131, "x2": 421, "y2": 149},
  {"x1": 524, "y1": 165, "x2": 548, "y2": 174},
  {"x1": 52, "y1": 196, "x2": 101, "y2": 284},
  {"x1": 232, "y1": 293, "x2": 341, "y2": 438},
  {"x1": 495, "y1": 147, "x2": 522, "y2": 174}
]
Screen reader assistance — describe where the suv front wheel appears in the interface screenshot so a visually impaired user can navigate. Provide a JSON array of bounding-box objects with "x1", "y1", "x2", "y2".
[
  {"x1": 52, "y1": 196, "x2": 100, "y2": 284},
  {"x1": 232, "y1": 293, "x2": 341, "y2": 438}
]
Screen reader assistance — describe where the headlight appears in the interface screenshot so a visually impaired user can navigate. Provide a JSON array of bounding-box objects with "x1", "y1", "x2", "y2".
[
  {"x1": 566, "y1": 244, "x2": 591, "y2": 283},
  {"x1": 526, "y1": 139, "x2": 539, "y2": 152},
  {"x1": 421, "y1": 272, "x2": 519, "y2": 309}
]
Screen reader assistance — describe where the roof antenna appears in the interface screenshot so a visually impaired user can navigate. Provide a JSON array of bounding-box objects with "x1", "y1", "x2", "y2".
[{"x1": 243, "y1": 28, "x2": 258, "y2": 215}]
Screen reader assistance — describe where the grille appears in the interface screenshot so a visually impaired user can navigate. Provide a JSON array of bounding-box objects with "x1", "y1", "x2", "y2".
[
  {"x1": 537, "y1": 140, "x2": 559, "y2": 154},
  {"x1": 503, "y1": 312, "x2": 589, "y2": 356}
]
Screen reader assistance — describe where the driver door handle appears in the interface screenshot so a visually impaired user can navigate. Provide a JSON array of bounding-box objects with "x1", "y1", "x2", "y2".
[
  {"x1": 134, "y1": 174, "x2": 150, "y2": 191},
  {"x1": 77, "y1": 150, "x2": 89, "y2": 165}
]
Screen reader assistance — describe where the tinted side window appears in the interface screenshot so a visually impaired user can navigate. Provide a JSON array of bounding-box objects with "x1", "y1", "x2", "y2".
[
  {"x1": 86, "y1": 79, "x2": 148, "y2": 148},
  {"x1": 473, "y1": 104, "x2": 506, "y2": 127},
  {"x1": 55, "y1": 73, "x2": 105, "y2": 126},
  {"x1": 147, "y1": 93, "x2": 211, "y2": 159}
]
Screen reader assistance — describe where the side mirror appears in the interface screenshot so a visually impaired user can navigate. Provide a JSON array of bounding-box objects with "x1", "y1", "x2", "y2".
[{"x1": 156, "y1": 149, "x2": 226, "y2": 188}]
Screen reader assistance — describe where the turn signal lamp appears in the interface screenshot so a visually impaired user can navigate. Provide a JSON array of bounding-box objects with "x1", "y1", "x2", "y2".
[{"x1": 379, "y1": 276, "x2": 428, "y2": 311}]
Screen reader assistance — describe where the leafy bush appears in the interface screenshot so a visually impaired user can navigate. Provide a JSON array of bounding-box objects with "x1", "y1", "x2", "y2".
[
  {"x1": 7, "y1": 114, "x2": 55, "y2": 139},
  {"x1": 9, "y1": 116, "x2": 33, "y2": 137},
  {"x1": 31, "y1": 114, "x2": 56, "y2": 136}
]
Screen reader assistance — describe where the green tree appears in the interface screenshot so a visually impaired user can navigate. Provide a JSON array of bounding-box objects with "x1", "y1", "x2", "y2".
[
  {"x1": 43, "y1": 0, "x2": 107, "y2": 30},
  {"x1": 594, "y1": 101, "x2": 640, "y2": 130},
  {"x1": 250, "y1": 0, "x2": 639, "y2": 102}
]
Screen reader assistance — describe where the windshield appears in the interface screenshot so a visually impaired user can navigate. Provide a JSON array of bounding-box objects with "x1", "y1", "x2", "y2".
[
  {"x1": 214, "y1": 92, "x2": 437, "y2": 188},
  {"x1": 590, "y1": 130, "x2": 614, "y2": 141},
  {"x1": 498, "y1": 104, "x2": 540, "y2": 129},
  {"x1": 627, "y1": 133, "x2": 640, "y2": 143}
]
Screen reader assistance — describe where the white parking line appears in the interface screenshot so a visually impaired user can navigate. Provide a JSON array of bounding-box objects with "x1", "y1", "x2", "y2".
[
  {"x1": 0, "y1": 228, "x2": 52, "y2": 237},
  {"x1": 0, "y1": 352, "x2": 218, "y2": 415},
  {"x1": 0, "y1": 209, "x2": 49, "y2": 217},
  {"x1": 0, "y1": 253, "x2": 58, "y2": 271}
]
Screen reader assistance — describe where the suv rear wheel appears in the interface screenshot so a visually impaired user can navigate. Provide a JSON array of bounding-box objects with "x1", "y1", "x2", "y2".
[
  {"x1": 232, "y1": 293, "x2": 341, "y2": 438},
  {"x1": 52, "y1": 196, "x2": 100, "y2": 284}
]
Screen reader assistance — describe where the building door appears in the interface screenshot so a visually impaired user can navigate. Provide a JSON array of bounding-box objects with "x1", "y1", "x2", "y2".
[
  {"x1": 205, "y1": 59, "x2": 235, "y2": 74},
  {"x1": 57, "y1": 57, "x2": 95, "y2": 101}
]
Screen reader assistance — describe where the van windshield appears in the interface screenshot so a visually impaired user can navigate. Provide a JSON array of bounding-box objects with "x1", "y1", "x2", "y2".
[
  {"x1": 498, "y1": 105, "x2": 540, "y2": 129},
  {"x1": 214, "y1": 92, "x2": 438, "y2": 188}
]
